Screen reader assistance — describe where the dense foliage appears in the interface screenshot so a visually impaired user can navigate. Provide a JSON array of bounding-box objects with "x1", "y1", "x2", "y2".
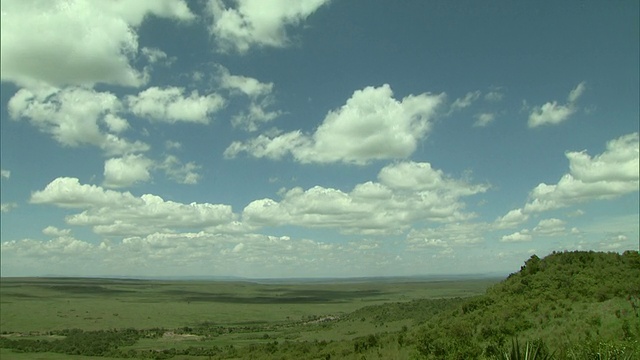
[
  {"x1": 413, "y1": 250, "x2": 640, "y2": 359},
  {"x1": 345, "y1": 297, "x2": 466, "y2": 325}
]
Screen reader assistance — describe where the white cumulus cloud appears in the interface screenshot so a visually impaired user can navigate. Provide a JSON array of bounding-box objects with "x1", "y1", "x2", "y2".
[
  {"x1": 533, "y1": 218, "x2": 566, "y2": 236},
  {"x1": 524, "y1": 132, "x2": 639, "y2": 212},
  {"x1": 128, "y1": 86, "x2": 226, "y2": 124},
  {"x1": 30, "y1": 177, "x2": 236, "y2": 237},
  {"x1": 501, "y1": 230, "x2": 532, "y2": 242},
  {"x1": 42, "y1": 226, "x2": 72, "y2": 237},
  {"x1": 493, "y1": 208, "x2": 529, "y2": 229},
  {"x1": 31, "y1": 177, "x2": 139, "y2": 208},
  {"x1": 207, "y1": 0, "x2": 330, "y2": 53},
  {"x1": 103, "y1": 154, "x2": 154, "y2": 188},
  {"x1": 496, "y1": 133, "x2": 639, "y2": 220},
  {"x1": 225, "y1": 84, "x2": 445, "y2": 164},
  {"x1": 8, "y1": 87, "x2": 149, "y2": 156},
  {"x1": 0, "y1": 0, "x2": 194, "y2": 88},
  {"x1": 242, "y1": 161, "x2": 487, "y2": 235}
]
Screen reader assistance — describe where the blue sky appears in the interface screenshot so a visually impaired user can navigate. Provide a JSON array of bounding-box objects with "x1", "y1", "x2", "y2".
[{"x1": 1, "y1": 0, "x2": 638, "y2": 278}]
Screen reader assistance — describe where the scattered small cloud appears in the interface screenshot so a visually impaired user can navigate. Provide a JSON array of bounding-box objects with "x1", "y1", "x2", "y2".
[
  {"x1": 165, "y1": 140, "x2": 183, "y2": 150},
  {"x1": 484, "y1": 89, "x2": 504, "y2": 102},
  {"x1": 501, "y1": 230, "x2": 532, "y2": 242},
  {"x1": 158, "y1": 155, "x2": 202, "y2": 185},
  {"x1": 494, "y1": 208, "x2": 529, "y2": 229},
  {"x1": 141, "y1": 47, "x2": 171, "y2": 65},
  {"x1": 42, "y1": 226, "x2": 72, "y2": 237},
  {"x1": 103, "y1": 154, "x2": 154, "y2": 188},
  {"x1": 567, "y1": 209, "x2": 585, "y2": 217},
  {"x1": 216, "y1": 65, "x2": 282, "y2": 131},
  {"x1": 532, "y1": 218, "x2": 566, "y2": 236},
  {"x1": 597, "y1": 234, "x2": 633, "y2": 251},
  {"x1": 528, "y1": 81, "x2": 587, "y2": 128},
  {"x1": 449, "y1": 91, "x2": 481, "y2": 113},
  {"x1": 473, "y1": 112, "x2": 496, "y2": 127},
  {"x1": 1, "y1": 203, "x2": 18, "y2": 213}
]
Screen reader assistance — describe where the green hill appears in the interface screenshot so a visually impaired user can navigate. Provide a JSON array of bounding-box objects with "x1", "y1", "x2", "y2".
[{"x1": 412, "y1": 250, "x2": 640, "y2": 359}]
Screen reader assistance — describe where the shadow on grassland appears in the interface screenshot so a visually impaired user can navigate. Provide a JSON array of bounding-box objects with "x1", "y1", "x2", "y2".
[
  {"x1": 171, "y1": 289, "x2": 385, "y2": 304},
  {"x1": 44, "y1": 285, "x2": 135, "y2": 295}
]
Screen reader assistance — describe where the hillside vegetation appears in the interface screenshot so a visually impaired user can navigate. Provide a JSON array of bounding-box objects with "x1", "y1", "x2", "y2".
[{"x1": 413, "y1": 250, "x2": 640, "y2": 359}]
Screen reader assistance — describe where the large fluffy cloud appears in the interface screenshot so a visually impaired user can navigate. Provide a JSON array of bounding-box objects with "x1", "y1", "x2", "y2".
[
  {"x1": 225, "y1": 84, "x2": 445, "y2": 164},
  {"x1": 207, "y1": 0, "x2": 329, "y2": 53},
  {"x1": 494, "y1": 132, "x2": 639, "y2": 224},
  {"x1": 528, "y1": 82, "x2": 586, "y2": 128},
  {"x1": 524, "y1": 132, "x2": 639, "y2": 212},
  {"x1": 242, "y1": 161, "x2": 488, "y2": 235},
  {"x1": 30, "y1": 177, "x2": 236, "y2": 236},
  {"x1": 8, "y1": 87, "x2": 149, "y2": 156},
  {"x1": 31, "y1": 177, "x2": 139, "y2": 208},
  {"x1": 0, "y1": 0, "x2": 194, "y2": 88}
]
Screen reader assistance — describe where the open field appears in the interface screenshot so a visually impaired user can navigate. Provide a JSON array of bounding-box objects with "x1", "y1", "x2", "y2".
[
  {"x1": 0, "y1": 277, "x2": 496, "y2": 332},
  {"x1": 0, "y1": 276, "x2": 498, "y2": 359}
]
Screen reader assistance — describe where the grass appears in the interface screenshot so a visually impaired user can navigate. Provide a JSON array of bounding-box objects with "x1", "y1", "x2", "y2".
[
  {"x1": 0, "y1": 279, "x2": 482, "y2": 359},
  {"x1": 0, "y1": 348, "x2": 125, "y2": 360},
  {"x1": 0, "y1": 277, "x2": 496, "y2": 334},
  {"x1": 0, "y1": 276, "x2": 498, "y2": 359}
]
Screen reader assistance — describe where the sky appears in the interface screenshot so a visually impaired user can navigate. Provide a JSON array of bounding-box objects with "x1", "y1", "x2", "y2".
[{"x1": 0, "y1": 0, "x2": 638, "y2": 278}]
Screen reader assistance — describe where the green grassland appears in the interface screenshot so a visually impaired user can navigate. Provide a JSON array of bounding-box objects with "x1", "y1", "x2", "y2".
[
  {"x1": 1, "y1": 251, "x2": 639, "y2": 359},
  {"x1": 0, "y1": 276, "x2": 495, "y2": 359},
  {"x1": 0, "y1": 277, "x2": 493, "y2": 332}
]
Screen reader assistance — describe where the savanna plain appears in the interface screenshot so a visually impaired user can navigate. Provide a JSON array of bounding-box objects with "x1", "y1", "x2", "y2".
[{"x1": 1, "y1": 251, "x2": 639, "y2": 359}]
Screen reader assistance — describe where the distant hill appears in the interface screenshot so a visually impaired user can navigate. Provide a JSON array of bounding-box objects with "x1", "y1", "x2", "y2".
[{"x1": 411, "y1": 250, "x2": 640, "y2": 359}]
